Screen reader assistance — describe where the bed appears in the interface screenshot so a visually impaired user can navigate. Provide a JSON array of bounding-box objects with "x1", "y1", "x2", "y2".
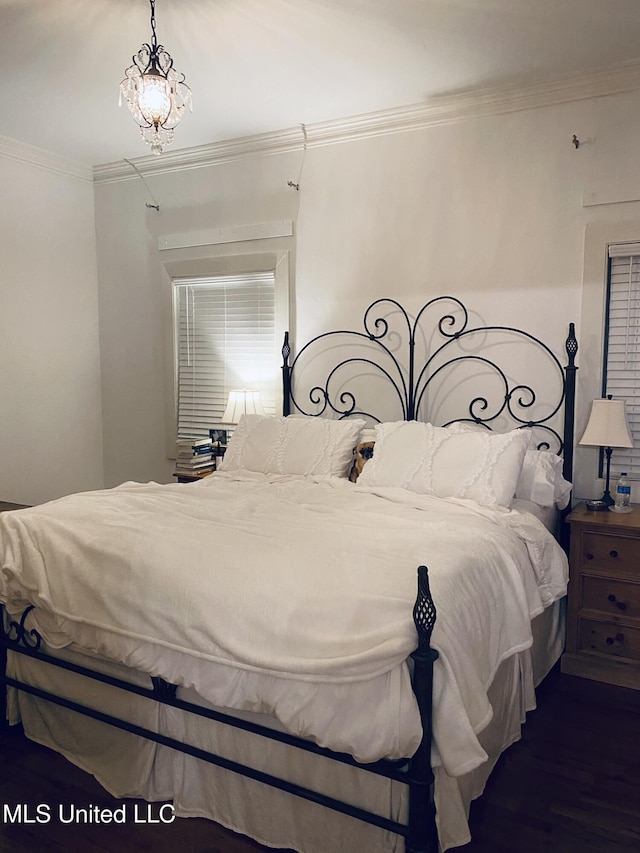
[{"x1": 0, "y1": 296, "x2": 578, "y2": 852}]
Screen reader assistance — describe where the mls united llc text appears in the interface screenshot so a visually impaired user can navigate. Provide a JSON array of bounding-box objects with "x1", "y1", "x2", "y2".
[{"x1": 3, "y1": 803, "x2": 175, "y2": 825}]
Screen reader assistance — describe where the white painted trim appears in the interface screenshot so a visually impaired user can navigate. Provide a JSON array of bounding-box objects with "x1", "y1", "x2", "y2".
[
  {"x1": 95, "y1": 127, "x2": 305, "y2": 183},
  {"x1": 583, "y1": 184, "x2": 640, "y2": 207},
  {"x1": 0, "y1": 135, "x2": 93, "y2": 182},
  {"x1": 94, "y1": 58, "x2": 640, "y2": 184},
  {"x1": 304, "y1": 60, "x2": 640, "y2": 148},
  {"x1": 158, "y1": 220, "x2": 294, "y2": 251},
  {"x1": 576, "y1": 219, "x2": 640, "y2": 503}
]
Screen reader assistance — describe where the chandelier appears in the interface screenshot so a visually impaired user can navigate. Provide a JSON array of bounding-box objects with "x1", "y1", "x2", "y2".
[{"x1": 119, "y1": 0, "x2": 192, "y2": 155}]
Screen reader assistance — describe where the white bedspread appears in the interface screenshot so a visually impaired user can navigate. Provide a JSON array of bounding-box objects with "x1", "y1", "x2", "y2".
[{"x1": 0, "y1": 472, "x2": 568, "y2": 770}]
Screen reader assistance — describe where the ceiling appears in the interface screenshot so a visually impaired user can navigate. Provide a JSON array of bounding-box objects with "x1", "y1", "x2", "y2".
[{"x1": 2, "y1": 0, "x2": 640, "y2": 168}]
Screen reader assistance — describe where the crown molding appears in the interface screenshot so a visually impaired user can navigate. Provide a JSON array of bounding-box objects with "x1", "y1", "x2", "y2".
[
  {"x1": 94, "y1": 59, "x2": 640, "y2": 184},
  {"x1": 0, "y1": 136, "x2": 92, "y2": 182},
  {"x1": 94, "y1": 127, "x2": 306, "y2": 183},
  {"x1": 305, "y1": 59, "x2": 640, "y2": 147}
]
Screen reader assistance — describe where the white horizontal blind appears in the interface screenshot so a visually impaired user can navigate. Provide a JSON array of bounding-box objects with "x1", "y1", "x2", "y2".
[
  {"x1": 174, "y1": 272, "x2": 276, "y2": 439},
  {"x1": 604, "y1": 246, "x2": 640, "y2": 478}
]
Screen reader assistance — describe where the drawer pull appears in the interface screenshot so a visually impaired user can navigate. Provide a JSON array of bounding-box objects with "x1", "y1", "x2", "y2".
[
  {"x1": 607, "y1": 593, "x2": 628, "y2": 611},
  {"x1": 585, "y1": 553, "x2": 593, "y2": 560},
  {"x1": 605, "y1": 633, "x2": 625, "y2": 645},
  {"x1": 610, "y1": 550, "x2": 618, "y2": 558}
]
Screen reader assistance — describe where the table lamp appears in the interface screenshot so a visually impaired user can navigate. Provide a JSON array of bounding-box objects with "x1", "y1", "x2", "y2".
[
  {"x1": 579, "y1": 395, "x2": 633, "y2": 509},
  {"x1": 222, "y1": 390, "x2": 265, "y2": 424}
]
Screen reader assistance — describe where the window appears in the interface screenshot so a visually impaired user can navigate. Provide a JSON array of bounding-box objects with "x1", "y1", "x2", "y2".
[
  {"x1": 173, "y1": 271, "x2": 277, "y2": 440},
  {"x1": 603, "y1": 243, "x2": 640, "y2": 478}
]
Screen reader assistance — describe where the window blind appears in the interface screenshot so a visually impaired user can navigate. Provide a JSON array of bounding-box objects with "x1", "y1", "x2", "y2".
[
  {"x1": 174, "y1": 272, "x2": 276, "y2": 439},
  {"x1": 604, "y1": 245, "x2": 640, "y2": 478}
]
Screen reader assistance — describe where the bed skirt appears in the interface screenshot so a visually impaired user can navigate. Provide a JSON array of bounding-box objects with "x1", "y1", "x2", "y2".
[{"x1": 5, "y1": 600, "x2": 564, "y2": 852}]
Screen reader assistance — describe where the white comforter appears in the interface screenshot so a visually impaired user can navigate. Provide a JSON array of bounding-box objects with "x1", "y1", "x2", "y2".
[{"x1": 0, "y1": 471, "x2": 568, "y2": 771}]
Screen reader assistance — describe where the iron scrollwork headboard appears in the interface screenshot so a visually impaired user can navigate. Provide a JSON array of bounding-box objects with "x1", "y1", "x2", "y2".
[{"x1": 281, "y1": 297, "x2": 578, "y2": 485}]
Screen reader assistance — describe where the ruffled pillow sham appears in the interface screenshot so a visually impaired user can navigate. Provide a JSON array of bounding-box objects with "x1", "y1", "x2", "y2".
[
  {"x1": 446, "y1": 421, "x2": 572, "y2": 509},
  {"x1": 218, "y1": 414, "x2": 366, "y2": 477},
  {"x1": 357, "y1": 421, "x2": 531, "y2": 509}
]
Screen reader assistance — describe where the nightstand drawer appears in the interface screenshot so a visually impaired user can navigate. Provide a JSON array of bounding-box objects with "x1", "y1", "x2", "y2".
[
  {"x1": 582, "y1": 575, "x2": 640, "y2": 620},
  {"x1": 581, "y1": 531, "x2": 640, "y2": 574},
  {"x1": 578, "y1": 617, "x2": 640, "y2": 663}
]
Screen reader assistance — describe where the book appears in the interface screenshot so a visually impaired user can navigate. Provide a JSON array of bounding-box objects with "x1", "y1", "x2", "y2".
[
  {"x1": 176, "y1": 438, "x2": 213, "y2": 451},
  {"x1": 174, "y1": 463, "x2": 214, "y2": 471},
  {"x1": 181, "y1": 462, "x2": 214, "y2": 470},
  {"x1": 176, "y1": 451, "x2": 213, "y2": 462},
  {"x1": 174, "y1": 466, "x2": 214, "y2": 478}
]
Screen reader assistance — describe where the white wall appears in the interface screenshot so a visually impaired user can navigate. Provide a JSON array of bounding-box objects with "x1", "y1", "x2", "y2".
[
  {"x1": 94, "y1": 88, "x2": 640, "y2": 498},
  {"x1": 94, "y1": 152, "x2": 302, "y2": 487},
  {"x1": 0, "y1": 153, "x2": 103, "y2": 505}
]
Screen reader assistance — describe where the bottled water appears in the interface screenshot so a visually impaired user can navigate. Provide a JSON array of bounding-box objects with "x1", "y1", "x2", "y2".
[{"x1": 614, "y1": 472, "x2": 631, "y2": 511}]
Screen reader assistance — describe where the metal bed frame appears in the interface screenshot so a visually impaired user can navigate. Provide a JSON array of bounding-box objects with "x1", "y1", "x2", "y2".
[{"x1": 1, "y1": 296, "x2": 578, "y2": 853}]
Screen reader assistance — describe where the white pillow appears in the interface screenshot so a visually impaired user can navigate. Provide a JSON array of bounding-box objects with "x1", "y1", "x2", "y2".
[
  {"x1": 357, "y1": 421, "x2": 531, "y2": 509},
  {"x1": 218, "y1": 414, "x2": 366, "y2": 477},
  {"x1": 516, "y1": 449, "x2": 572, "y2": 509},
  {"x1": 445, "y1": 422, "x2": 572, "y2": 510}
]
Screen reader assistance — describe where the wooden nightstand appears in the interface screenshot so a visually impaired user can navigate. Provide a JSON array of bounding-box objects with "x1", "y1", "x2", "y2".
[{"x1": 562, "y1": 503, "x2": 640, "y2": 690}]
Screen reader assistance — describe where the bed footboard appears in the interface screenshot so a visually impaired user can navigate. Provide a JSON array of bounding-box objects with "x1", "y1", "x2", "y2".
[
  {"x1": 1, "y1": 570, "x2": 439, "y2": 853},
  {"x1": 407, "y1": 565, "x2": 439, "y2": 853}
]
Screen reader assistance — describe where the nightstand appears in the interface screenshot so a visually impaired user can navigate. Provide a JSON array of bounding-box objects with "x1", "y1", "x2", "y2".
[{"x1": 562, "y1": 503, "x2": 640, "y2": 690}]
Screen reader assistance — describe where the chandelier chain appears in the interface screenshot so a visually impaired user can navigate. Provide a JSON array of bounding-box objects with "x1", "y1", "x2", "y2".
[{"x1": 149, "y1": 0, "x2": 158, "y2": 51}]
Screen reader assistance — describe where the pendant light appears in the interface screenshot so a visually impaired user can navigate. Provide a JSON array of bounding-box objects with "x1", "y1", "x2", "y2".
[{"x1": 119, "y1": 0, "x2": 192, "y2": 155}]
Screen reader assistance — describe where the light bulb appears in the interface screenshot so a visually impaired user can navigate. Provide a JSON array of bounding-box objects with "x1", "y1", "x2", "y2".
[{"x1": 137, "y1": 72, "x2": 171, "y2": 125}]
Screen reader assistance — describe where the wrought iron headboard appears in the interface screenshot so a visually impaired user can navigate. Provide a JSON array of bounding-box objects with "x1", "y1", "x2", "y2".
[{"x1": 281, "y1": 297, "x2": 578, "y2": 487}]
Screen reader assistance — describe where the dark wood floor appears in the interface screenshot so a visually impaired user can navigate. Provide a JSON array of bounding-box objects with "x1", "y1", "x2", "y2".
[
  {"x1": 465, "y1": 667, "x2": 640, "y2": 852},
  {"x1": 0, "y1": 667, "x2": 639, "y2": 852}
]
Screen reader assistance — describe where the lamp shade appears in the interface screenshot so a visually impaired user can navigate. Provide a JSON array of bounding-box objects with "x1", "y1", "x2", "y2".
[
  {"x1": 222, "y1": 390, "x2": 265, "y2": 425},
  {"x1": 579, "y1": 398, "x2": 633, "y2": 448}
]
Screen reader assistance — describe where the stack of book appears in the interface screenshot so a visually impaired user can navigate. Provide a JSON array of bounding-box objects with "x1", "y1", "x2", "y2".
[{"x1": 174, "y1": 438, "x2": 215, "y2": 477}]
